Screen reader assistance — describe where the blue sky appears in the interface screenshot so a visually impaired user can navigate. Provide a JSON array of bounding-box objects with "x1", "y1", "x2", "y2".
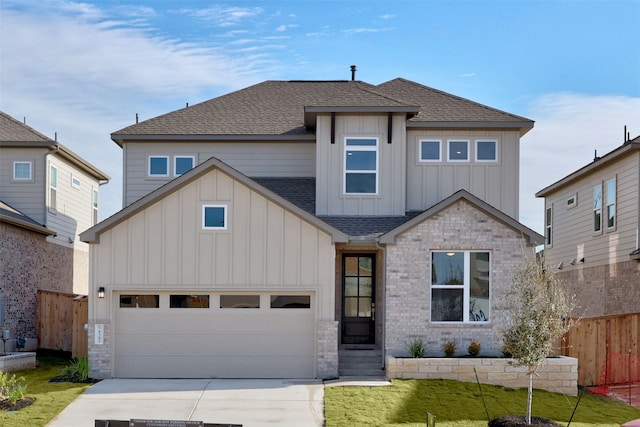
[{"x1": 1, "y1": 0, "x2": 639, "y2": 233}]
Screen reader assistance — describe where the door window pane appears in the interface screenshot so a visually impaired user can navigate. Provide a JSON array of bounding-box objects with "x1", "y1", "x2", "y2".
[
  {"x1": 170, "y1": 295, "x2": 210, "y2": 308},
  {"x1": 270, "y1": 295, "x2": 311, "y2": 308},
  {"x1": 119, "y1": 295, "x2": 159, "y2": 308},
  {"x1": 344, "y1": 278, "x2": 358, "y2": 296},
  {"x1": 220, "y1": 295, "x2": 260, "y2": 308}
]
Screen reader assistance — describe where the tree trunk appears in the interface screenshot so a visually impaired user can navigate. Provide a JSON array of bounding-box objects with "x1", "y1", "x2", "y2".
[{"x1": 527, "y1": 373, "x2": 533, "y2": 424}]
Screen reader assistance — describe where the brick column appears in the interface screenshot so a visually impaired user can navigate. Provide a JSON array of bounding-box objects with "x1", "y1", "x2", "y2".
[
  {"x1": 87, "y1": 320, "x2": 111, "y2": 379},
  {"x1": 317, "y1": 320, "x2": 338, "y2": 379}
]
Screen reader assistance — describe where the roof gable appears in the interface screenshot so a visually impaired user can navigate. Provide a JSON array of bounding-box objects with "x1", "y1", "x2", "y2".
[
  {"x1": 0, "y1": 111, "x2": 56, "y2": 147},
  {"x1": 379, "y1": 190, "x2": 543, "y2": 245},
  {"x1": 80, "y1": 156, "x2": 348, "y2": 243}
]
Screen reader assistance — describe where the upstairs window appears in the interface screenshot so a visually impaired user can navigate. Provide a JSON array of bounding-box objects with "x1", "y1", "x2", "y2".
[
  {"x1": 545, "y1": 206, "x2": 553, "y2": 246},
  {"x1": 593, "y1": 184, "x2": 602, "y2": 233},
  {"x1": 448, "y1": 140, "x2": 469, "y2": 161},
  {"x1": 606, "y1": 178, "x2": 616, "y2": 229},
  {"x1": 202, "y1": 205, "x2": 227, "y2": 230},
  {"x1": 344, "y1": 138, "x2": 378, "y2": 194},
  {"x1": 49, "y1": 165, "x2": 58, "y2": 211},
  {"x1": 71, "y1": 175, "x2": 81, "y2": 189},
  {"x1": 476, "y1": 140, "x2": 498, "y2": 161},
  {"x1": 174, "y1": 156, "x2": 195, "y2": 176},
  {"x1": 431, "y1": 251, "x2": 490, "y2": 323},
  {"x1": 13, "y1": 161, "x2": 32, "y2": 180},
  {"x1": 92, "y1": 188, "x2": 99, "y2": 225},
  {"x1": 148, "y1": 156, "x2": 169, "y2": 177},
  {"x1": 419, "y1": 140, "x2": 441, "y2": 162}
]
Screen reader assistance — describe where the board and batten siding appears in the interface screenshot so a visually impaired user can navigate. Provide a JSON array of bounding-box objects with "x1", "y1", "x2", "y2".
[
  {"x1": 0, "y1": 147, "x2": 48, "y2": 224},
  {"x1": 405, "y1": 130, "x2": 520, "y2": 218},
  {"x1": 543, "y1": 151, "x2": 640, "y2": 268},
  {"x1": 123, "y1": 141, "x2": 316, "y2": 207},
  {"x1": 91, "y1": 167, "x2": 336, "y2": 321},
  {"x1": 315, "y1": 113, "x2": 407, "y2": 216}
]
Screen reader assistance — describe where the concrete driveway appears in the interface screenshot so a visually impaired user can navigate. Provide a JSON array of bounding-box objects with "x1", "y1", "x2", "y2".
[{"x1": 46, "y1": 378, "x2": 324, "y2": 427}]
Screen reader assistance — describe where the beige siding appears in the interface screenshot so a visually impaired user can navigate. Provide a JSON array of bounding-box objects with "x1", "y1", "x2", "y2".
[
  {"x1": 315, "y1": 113, "x2": 406, "y2": 216},
  {"x1": 405, "y1": 130, "x2": 520, "y2": 218},
  {"x1": 544, "y1": 151, "x2": 640, "y2": 268},
  {"x1": 123, "y1": 141, "x2": 315, "y2": 206},
  {"x1": 91, "y1": 167, "x2": 336, "y2": 321},
  {"x1": 0, "y1": 146, "x2": 48, "y2": 224}
]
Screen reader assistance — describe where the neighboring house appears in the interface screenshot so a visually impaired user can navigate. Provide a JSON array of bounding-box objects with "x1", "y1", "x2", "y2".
[
  {"x1": 0, "y1": 111, "x2": 109, "y2": 349},
  {"x1": 536, "y1": 135, "x2": 640, "y2": 318},
  {"x1": 80, "y1": 75, "x2": 543, "y2": 379}
]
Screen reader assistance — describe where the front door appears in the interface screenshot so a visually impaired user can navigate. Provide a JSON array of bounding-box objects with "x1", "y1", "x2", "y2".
[{"x1": 341, "y1": 254, "x2": 375, "y2": 344}]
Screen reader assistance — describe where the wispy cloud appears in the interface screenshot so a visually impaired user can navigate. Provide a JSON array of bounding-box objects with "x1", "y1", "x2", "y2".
[
  {"x1": 343, "y1": 27, "x2": 394, "y2": 35},
  {"x1": 460, "y1": 72, "x2": 476, "y2": 78},
  {"x1": 519, "y1": 93, "x2": 640, "y2": 233},
  {"x1": 380, "y1": 14, "x2": 395, "y2": 19},
  {"x1": 178, "y1": 5, "x2": 264, "y2": 27}
]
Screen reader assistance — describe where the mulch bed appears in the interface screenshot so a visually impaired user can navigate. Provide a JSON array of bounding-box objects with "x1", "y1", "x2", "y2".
[
  {"x1": 0, "y1": 397, "x2": 36, "y2": 411},
  {"x1": 489, "y1": 415, "x2": 563, "y2": 427},
  {"x1": 48, "y1": 375, "x2": 101, "y2": 384}
]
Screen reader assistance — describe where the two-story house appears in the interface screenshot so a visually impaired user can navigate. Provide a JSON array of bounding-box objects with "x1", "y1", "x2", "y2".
[
  {"x1": 536, "y1": 135, "x2": 640, "y2": 317},
  {"x1": 0, "y1": 111, "x2": 109, "y2": 349},
  {"x1": 80, "y1": 75, "x2": 542, "y2": 380}
]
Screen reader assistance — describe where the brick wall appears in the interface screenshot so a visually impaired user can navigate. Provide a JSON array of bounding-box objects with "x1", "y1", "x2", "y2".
[
  {"x1": 559, "y1": 260, "x2": 640, "y2": 317},
  {"x1": 317, "y1": 320, "x2": 338, "y2": 378},
  {"x1": 88, "y1": 320, "x2": 111, "y2": 378},
  {"x1": 0, "y1": 222, "x2": 74, "y2": 342},
  {"x1": 384, "y1": 199, "x2": 529, "y2": 357},
  {"x1": 386, "y1": 355, "x2": 578, "y2": 396}
]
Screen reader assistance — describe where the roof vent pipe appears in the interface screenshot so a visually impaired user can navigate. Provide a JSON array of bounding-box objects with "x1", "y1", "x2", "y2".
[{"x1": 350, "y1": 65, "x2": 357, "y2": 81}]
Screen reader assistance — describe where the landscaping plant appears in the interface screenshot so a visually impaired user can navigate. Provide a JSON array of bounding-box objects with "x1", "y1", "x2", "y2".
[
  {"x1": 467, "y1": 339, "x2": 481, "y2": 357},
  {"x1": 407, "y1": 339, "x2": 426, "y2": 358},
  {"x1": 0, "y1": 371, "x2": 27, "y2": 403},
  {"x1": 442, "y1": 339, "x2": 456, "y2": 357},
  {"x1": 498, "y1": 251, "x2": 577, "y2": 425},
  {"x1": 61, "y1": 357, "x2": 89, "y2": 382}
]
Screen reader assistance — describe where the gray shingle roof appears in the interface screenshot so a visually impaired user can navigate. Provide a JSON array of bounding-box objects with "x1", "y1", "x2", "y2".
[
  {"x1": 112, "y1": 78, "x2": 533, "y2": 143},
  {"x1": 0, "y1": 111, "x2": 55, "y2": 146},
  {"x1": 0, "y1": 199, "x2": 55, "y2": 235}
]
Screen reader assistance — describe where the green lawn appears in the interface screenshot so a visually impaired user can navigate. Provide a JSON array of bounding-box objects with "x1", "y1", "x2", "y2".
[
  {"x1": 325, "y1": 379, "x2": 640, "y2": 427},
  {"x1": 0, "y1": 352, "x2": 91, "y2": 427}
]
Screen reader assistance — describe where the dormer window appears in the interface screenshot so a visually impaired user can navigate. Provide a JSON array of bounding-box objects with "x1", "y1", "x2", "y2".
[{"x1": 344, "y1": 138, "x2": 378, "y2": 194}]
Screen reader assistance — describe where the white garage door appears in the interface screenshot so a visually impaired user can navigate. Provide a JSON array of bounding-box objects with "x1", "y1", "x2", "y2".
[{"x1": 113, "y1": 292, "x2": 315, "y2": 378}]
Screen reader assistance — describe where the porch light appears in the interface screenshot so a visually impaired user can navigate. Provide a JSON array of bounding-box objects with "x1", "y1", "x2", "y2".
[{"x1": 98, "y1": 287, "x2": 105, "y2": 299}]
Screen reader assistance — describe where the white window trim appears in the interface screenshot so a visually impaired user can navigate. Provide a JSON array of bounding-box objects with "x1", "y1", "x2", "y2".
[
  {"x1": 343, "y1": 137, "x2": 379, "y2": 195},
  {"x1": 475, "y1": 140, "x2": 499, "y2": 162},
  {"x1": 430, "y1": 250, "x2": 491, "y2": 324},
  {"x1": 49, "y1": 164, "x2": 58, "y2": 212},
  {"x1": 593, "y1": 184, "x2": 603, "y2": 234},
  {"x1": 418, "y1": 139, "x2": 442, "y2": 162},
  {"x1": 566, "y1": 193, "x2": 577, "y2": 209},
  {"x1": 71, "y1": 175, "x2": 81, "y2": 189},
  {"x1": 13, "y1": 161, "x2": 33, "y2": 180},
  {"x1": 202, "y1": 204, "x2": 228, "y2": 230},
  {"x1": 174, "y1": 155, "x2": 195, "y2": 176},
  {"x1": 545, "y1": 205, "x2": 553, "y2": 247},
  {"x1": 92, "y1": 187, "x2": 99, "y2": 226},
  {"x1": 148, "y1": 155, "x2": 170, "y2": 177},
  {"x1": 605, "y1": 177, "x2": 616, "y2": 231},
  {"x1": 447, "y1": 140, "x2": 470, "y2": 162}
]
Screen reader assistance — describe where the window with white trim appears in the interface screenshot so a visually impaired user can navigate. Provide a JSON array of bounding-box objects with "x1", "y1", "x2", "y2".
[
  {"x1": 476, "y1": 140, "x2": 498, "y2": 161},
  {"x1": 71, "y1": 175, "x2": 81, "y2": 189},
  {"x1": 545, "y1": 206, "x2": 552, "y2": 246},
  {"x1": 92, "y1": 187, "x2": 99, "y2": 225},
  {"x1": 202, "y1": 204, "x2": 227, "y2": 229},
  {"x1": 606, "y1": 178, "x2": 616, "y2": 229},
  {"x1": 13, "y1": 161, "x2": 32, "y2": 180},
  {"x1": 593, "y1": 184, "x2": 602, "y2": 233},
  {"x1": 49, "y1": 165, "x2": 57, "y2": 211},
  {"x1": 431, "y1": 251, "x2": 490, "y2": 323},
  {"x1": 448, "y1": 140, "x2": 469, "y2": 161},
  {"x1": 148, "y1": 156, "x2": 169, "y2": 177},
  {"x1": 344, "y1": 137, "x2": 378, "y2": 194},
  {"x1": 174, "y1": 156, "x2": 195, "y2": 176},
  {"x1": 419, "y1": 140, "x2": 441, "y2": 162}
]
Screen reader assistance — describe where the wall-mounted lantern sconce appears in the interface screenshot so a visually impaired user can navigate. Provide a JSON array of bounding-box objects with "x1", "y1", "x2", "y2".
[
  {"x1": 579, "y1": 258, "x2": 585, "y2": 263},
  {"x1": 557, "y1": 262, "x2": 563, "y2": 270},
  {"x1": 98, "y1": 287, "x2": 105, "y2": 299}
]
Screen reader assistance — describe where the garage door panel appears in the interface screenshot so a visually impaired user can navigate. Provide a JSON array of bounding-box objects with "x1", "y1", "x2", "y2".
[{"x1": 114, "y1": 292, "x2": 316, "y2": 378}]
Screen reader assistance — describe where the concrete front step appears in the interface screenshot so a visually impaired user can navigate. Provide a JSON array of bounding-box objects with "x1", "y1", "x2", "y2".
[{"x1": 339, "y1": 349, "x2": 384, "y2": 377}]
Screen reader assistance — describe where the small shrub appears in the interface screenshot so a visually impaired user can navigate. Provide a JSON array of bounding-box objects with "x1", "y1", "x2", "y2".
[
  {"x1": 61, "y1": 357, "x2": 89, "y2": 382},
  {"x1": 407, "y1": 339, "x2": 426, "y2": 358},
  {"x1": 442, "y1": 339, "x2": 456, "y2": 357},
  {"x1": 0, "y1": 371, "x2": 27, "y2": 403},
  {"x1": 467, "y1": 339, "x2": 481, "y2": 357}
]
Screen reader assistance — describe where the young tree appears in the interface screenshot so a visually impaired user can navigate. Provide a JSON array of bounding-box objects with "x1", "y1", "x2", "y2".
[{"x1": 499, "y1": 251, "x2": 576, "y2": 424}]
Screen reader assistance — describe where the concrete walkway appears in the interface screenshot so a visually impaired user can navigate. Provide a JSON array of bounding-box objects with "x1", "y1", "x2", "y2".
[{"x1": 47, "y1": 379, "x2": 325, "y2": 427}]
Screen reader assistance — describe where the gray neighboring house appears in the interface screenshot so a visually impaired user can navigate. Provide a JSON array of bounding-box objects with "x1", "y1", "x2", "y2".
[
  {"x1": 81, "y1": 76, "x2": 543, "y2": 379},
  {"x1": 0, "y1": 111, "x2": 109, "y2": 350},
  {"x1": 536, "y1": 135, "x2": 640, "y2": 317}
]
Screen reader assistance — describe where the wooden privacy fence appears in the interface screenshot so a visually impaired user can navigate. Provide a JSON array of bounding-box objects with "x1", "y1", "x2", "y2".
[
  {"x1": 560, "y1": 312, "x2": 639, "y2": 386},
  {"x1": 37, "y1": 290, "x2": 88, "y2": 357}
]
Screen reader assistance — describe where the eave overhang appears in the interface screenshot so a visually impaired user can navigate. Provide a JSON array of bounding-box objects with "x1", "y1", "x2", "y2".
[
  {"x1": 406, "y1": 120, "x2": 534, "y2": 136},
  {"x1": 111, "y1": 133, "x2": 317, "y2": 147},
  {"x1": 303, "y1": 105, "x2": 420, "y2": 128},
  {"x1": 0, "y1": 214, "x2": 56, "y2": 236}
]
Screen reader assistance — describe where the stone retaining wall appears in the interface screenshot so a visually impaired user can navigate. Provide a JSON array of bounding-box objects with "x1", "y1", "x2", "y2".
[{"x1": 386, "y1": 356, "x2": 578, "y2": 396}]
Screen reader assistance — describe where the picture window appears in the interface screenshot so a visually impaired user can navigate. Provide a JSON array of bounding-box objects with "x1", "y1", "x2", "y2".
[{"x1": 202, "y1": 205, "x2": 227, "y2": 229}]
